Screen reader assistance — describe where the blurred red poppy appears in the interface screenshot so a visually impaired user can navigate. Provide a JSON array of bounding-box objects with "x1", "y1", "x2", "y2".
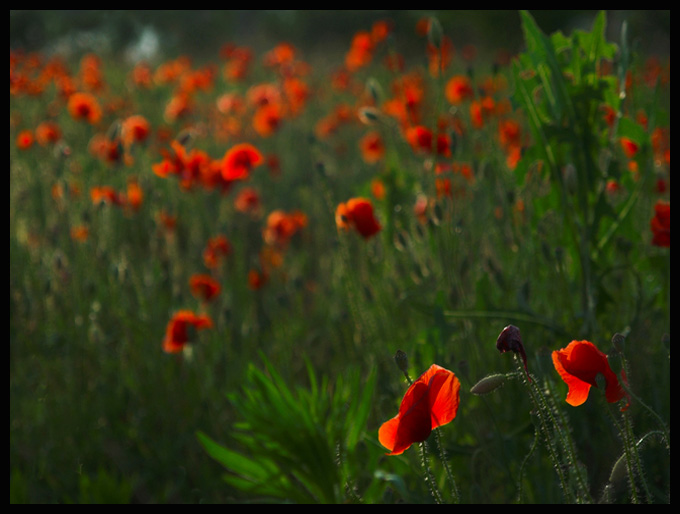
[
  {"x1": 35, "y1": 121, "x2": 62, "y2": 146},
  {"x1": 163, "y1": 310, "x2": 213, "y2": 354},
  {"x1": 189, "y1": 274, "x2": 221, "y2": 302},
  {"x1": 445, "y1": 75, "x2": 474, "y2": 105},
  {"x1": 336, "y1": 197, "x2": 381, "y2": 239},
  {"x1": 221, "y1": 143, "x2": 263, "y2": 181},
  {"x1": 552, "y1": 340, "x2": 627, "y2": 409},
  {"x1": 203, "y1": 235, "x2": 232, "y2": 269},
  {"x1": 262, "y1": 209, "x2": 307, "y2": 248},
  {"x1": 650, "y1": 200, "x2": 670, "y2": 247},
  {"x1": 379, "y1": 364, "x2": 461, "y2": 455},
  {"x1": 67, "y1": 92, "x2": 102, "y2": 124},
  {"x1": 620, "y1": 137, "x2": 639, "y2": 159},
  {"x1": 16, "y1": 130, "x2": 34, "y2": 150}
]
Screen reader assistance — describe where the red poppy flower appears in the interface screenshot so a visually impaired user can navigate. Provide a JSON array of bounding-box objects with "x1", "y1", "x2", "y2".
[
  {"x1": 405, "y1": 125, "x2": 433, "y2": 154},
  {"x1": 620, "y1": 137, "x2": 639, "y2": 159},
  {"x1": 189, "y1": 274, "x2": 221, "y2": 302},
  {"x1": 552, "y1": 340, "x2": 627, "y2": 408},
  {"x1": 262, "y1": 209, "x2": 307, "y2": 248},
  {"x1": 379, "y1": 364, "x2": 461, "y2": 456},
  {"x1": 444, "y1": 75, "x2": 474, "y2": 105},
  {"x1": 162, "y1": 310, "x2": 213, "y2": 354},
  {"x1": 67, "y1": 92, "x2": 102, "y2": 124},
  {"x1": 336, "y1": 198, "x2": 381, "y2": 239},
  {"x1": 359, "y1": 131, "x2": 385, "y2": 163},
  {"x1": 35, "y1": 121, "x2": 62, "y2": 146},
  {"x1": 650, "y1": 200, "x2": 670, "y2": 247},
  {"x1": 16, "y1": 130, "x2": 34, "y2": 150},
  {"x1": 203, "y1": 235, "x2": 232, "y2": 269},
  {"x1": 221, "y1": 143, "x2": 263, "y2": 181}
]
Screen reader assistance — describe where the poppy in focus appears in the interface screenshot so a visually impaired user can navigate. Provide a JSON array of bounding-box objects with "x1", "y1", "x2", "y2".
[
  {"x1": 336, "y1": 197, "x2": 381, "y2": 239},
  {"x1": 379, "y1": 364, "x2": 461, "y2": 455},
  {"x1": 552, "y1": 340, "x2": 627, "y2": 409},
  {"x1": 162, "y1": 310, "x2": 213, "y2": 354}
]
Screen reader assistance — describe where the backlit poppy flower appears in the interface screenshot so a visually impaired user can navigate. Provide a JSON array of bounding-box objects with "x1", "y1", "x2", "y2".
[
  {"x1": 221, "y1": 143, "x2": 263, "y2": 181},
  {"x1": 379, "y1": 364, "x2": 461, "y2": 456},
  {"x1": 552, "y1": 340, "x2": 627, "y2": 408},
  {"x1": 336, "y1": 197, "x2": 381, "y2": 239},
  {"x1": 650, "y1": 200, "x2": 670, "y2": 247},
  {"x1": 162, "y1": 310, "x2": 213, "y2": 354},
  {"x1": 67, "y1": 92, "x2": 102, "y2": 124},
  {"x1": 189, "y1": 274, "x2": 221, "y2": 302}
]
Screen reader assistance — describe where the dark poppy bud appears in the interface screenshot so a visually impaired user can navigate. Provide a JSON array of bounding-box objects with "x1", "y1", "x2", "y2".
[
  {"x1": 496, "y1": 325, "x2": 531, "y2": 382},
  {"x1": 394, "y1": 350, "x2": 410, "y2": 381}
]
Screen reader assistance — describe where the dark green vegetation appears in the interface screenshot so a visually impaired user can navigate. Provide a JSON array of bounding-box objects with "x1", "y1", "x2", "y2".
[{"x1": 10, "y1": 10, "x2": 669, "y2": 503}]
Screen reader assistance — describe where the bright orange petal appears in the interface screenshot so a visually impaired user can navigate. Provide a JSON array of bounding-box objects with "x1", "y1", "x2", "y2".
[{"x1": 427, "y1": 368, "x2": 461, "y2": 428}]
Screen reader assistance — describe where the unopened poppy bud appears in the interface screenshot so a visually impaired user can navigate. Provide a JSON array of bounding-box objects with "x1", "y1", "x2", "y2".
[
  {"x1": 394, "y1": 350, "x2": 409, "y2": 374},
  {"x1": 427, "y1": 17, "x2": 443, "y2": 50},
  {"x1": 358, "y1": 106, "x2": 382, "y2": 125},
  {"x1": 470, "y1": 373, "x2": 506, "y2": 395},
  {"x1": 175, "y1": 128, "x2": 195, "y2": 147},
  {"x1": 365, "y1": 77, "x2": 383, "y2": 105},
  {"x1": 496, "y1": 325, "x2": 531, "y2": 381},
  {"x1": 608, "y1": 453, "x2": 628, "y2": 485},
  {"x1": 106, "y1": 119, "x2": 122, "y2": 142},
  {"x1": 611, "y1": 332, "x2": 626, "y2": 354}
]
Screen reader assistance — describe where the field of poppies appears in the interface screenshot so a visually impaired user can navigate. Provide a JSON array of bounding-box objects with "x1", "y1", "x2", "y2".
[{"x1": 10, "y1": 10, "x2": 670, "y2": 504}]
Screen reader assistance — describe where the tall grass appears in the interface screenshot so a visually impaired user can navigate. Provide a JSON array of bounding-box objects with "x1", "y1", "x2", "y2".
[{"x1": 10, "y1": 10, "x2": 669, "y2": 503}]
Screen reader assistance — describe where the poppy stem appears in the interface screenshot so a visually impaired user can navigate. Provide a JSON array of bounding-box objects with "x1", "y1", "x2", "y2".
[
  {"x1": 418, "y1": 440, "x2": 443, "y2": 504},
  {"x1": 433, "y1": 428, "x2": 460, "y2": 503},
  {"x1": 522, "y1": 368, "x2": 592, "y2": 503}
]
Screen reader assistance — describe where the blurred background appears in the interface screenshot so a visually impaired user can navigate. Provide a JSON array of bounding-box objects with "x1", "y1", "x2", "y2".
[{"x1": 10, "y1": 10, "x2": 670, "y2": 65}]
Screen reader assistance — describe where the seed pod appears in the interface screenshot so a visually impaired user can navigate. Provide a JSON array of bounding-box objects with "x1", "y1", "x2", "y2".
[{"x1": 470, "y1": 374, "x2": 506, "y2": 395}]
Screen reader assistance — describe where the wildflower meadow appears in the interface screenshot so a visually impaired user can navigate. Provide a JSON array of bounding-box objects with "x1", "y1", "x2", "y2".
[{"x1": 10, "y1": 10, "x2": 670, "y2": 504}]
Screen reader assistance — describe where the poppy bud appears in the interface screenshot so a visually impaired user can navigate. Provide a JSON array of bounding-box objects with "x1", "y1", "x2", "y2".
[
  {"x1": 357, "y1": 106, "x2": 382, "y2": 125},
  {"x1": 496, "y1": 325, "x2": 531, "y2": 381},
  {"x1": 608, "y1": 453, "x2": 628, "y2": 485},
  {"x1": 611, "y1": 332, "x2": 626, "y2": 354},
  {"x1": 470, "y1": 374, "x2": 506, "y2": 395},
  {"x1": 427, "y1": 17, "x2": 443, "y2": 50},
  {"x1": 394, "y1": 350, "x2": 410, "y2": 380},
  {"x1": 365, "y1": 77, "x2": 383, "y2": 105}
]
